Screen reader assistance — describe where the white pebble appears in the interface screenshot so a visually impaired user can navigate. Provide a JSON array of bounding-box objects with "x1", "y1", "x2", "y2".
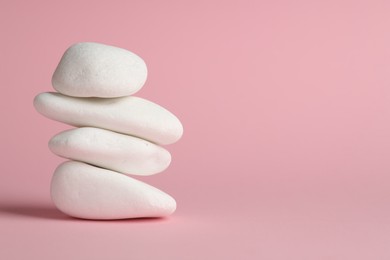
[
  {"x1": 51, "y1": 161, "x2": 176, "y2": 219},
  {"x1": 49, "y1": 127, "x2": 171, "y2": 176},
  {"x1": 34, "y1": 92, "x2": 183, "y2": 145},
  {"x1": 52, "y1": 42, "x2": 147, "y2": 98}
]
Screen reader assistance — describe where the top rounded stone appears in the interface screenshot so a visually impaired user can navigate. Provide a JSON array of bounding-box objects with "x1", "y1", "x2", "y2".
[{"x1": 52, "y1": 42, "x2": 147, "y2": 98}]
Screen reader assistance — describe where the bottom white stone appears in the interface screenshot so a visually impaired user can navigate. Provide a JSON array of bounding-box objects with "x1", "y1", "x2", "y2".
[{"x1": 51, "y1": 161, "x2": 176, "y2": 220}]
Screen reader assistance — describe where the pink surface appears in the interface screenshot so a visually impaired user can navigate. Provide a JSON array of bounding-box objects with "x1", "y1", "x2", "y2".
[{"x1": 1, "y1": 0, "x2": 390, "y2": 259}]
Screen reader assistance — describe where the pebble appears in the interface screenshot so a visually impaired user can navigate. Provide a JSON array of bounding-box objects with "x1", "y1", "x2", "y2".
[
  {"x1": 49, "y1": 127, "x2": 171, "y2": 176},
  {"x1": 51, "y1": 161, "x2": 176, "y2": 219},
  {"x1": 34, "y1": 92, "x2": 183, "y2": 145},
  {"x1": 34, "y1": 42, "x2": 182, "y2": 220},
  {"x1": 52, "y1": 42, "x2": 147, "y2": 98}
]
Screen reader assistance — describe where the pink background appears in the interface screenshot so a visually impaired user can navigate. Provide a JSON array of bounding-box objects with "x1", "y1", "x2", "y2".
[{"x1": 1, "y1": 0, "x2": 390, "y2": 259}]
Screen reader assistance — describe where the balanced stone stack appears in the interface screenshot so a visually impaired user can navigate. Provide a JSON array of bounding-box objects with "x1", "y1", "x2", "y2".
[{"x1": 34, "y1": 42, "x2": 183, "y2": 220}]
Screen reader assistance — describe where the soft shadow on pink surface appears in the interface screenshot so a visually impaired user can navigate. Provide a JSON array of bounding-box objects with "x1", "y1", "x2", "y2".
[
  {"x1": 0, "y1": 203, "x2": 69, "y2": 220},
  {"x1": 0, "y1": 202, "x2": 170, "y2": 223}
]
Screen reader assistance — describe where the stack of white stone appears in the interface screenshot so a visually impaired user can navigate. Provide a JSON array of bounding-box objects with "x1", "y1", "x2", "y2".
[{"x1": 34, "y1": 42, "x2": 183, "y2": 220}]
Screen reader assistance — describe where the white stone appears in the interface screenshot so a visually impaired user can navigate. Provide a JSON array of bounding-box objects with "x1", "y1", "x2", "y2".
[
  {"x1": 34, "y1": 92, "x2": 183, "y2": 145},
  {"x1": 52, "y1": 42, "x2": 147, "y2": 98},
  {"x1": 34, "y1": 92, "x2": 183, "y2": 144},
  {"x1": 49, "y1": 127, "x2": 171, "y2": 176},
  {"x1": 51, "y1": 161, "x2": 176, "y2": 219}
]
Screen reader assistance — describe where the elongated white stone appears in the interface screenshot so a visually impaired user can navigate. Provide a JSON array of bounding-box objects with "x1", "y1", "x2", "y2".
[
  {"x1": 52, "y1": 42, "x2": 147, "y2": 98},
  {"x1": 49, "y1": 127, "x2": 171, "y2": 176},
  {"x1": 34, "y1": 92, "x2": 183, "y2": 145},
  {"x1": 51, "y1": 161, "x2": 176, "y2": 219}
]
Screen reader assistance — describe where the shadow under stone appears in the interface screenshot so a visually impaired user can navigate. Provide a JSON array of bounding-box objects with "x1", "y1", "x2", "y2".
[{"x1": 0, "y1": 203, "x2": 170, "y2": 223}]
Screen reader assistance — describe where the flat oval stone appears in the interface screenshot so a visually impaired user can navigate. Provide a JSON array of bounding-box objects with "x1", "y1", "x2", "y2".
[
  {"x1": 49, "y1": 127, "x2": 171, "y2": 176},
  {"x1": 51, "y1": 161, "x2": 176, "y2": 219},
  {"x1": 52, "y1": 42, "x2": 147, "y2": 98},
  {"x1": 34, "y1": 92, "x2": 183, "y2": 145}
]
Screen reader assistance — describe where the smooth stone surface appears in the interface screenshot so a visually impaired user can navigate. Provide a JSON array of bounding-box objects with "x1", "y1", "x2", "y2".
[
  {"x1": 49, "y1": 127, "x2": 171, "y2": 176},
  {"x1": 52, "y1": 42, "x2": 147, "y2": 98},
  {"x1": 34, "y1": 92, "x2": 183, "y2": 145},
  {"x1": 51, "y1": 161, "x2": 176, "y2": 219}
]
